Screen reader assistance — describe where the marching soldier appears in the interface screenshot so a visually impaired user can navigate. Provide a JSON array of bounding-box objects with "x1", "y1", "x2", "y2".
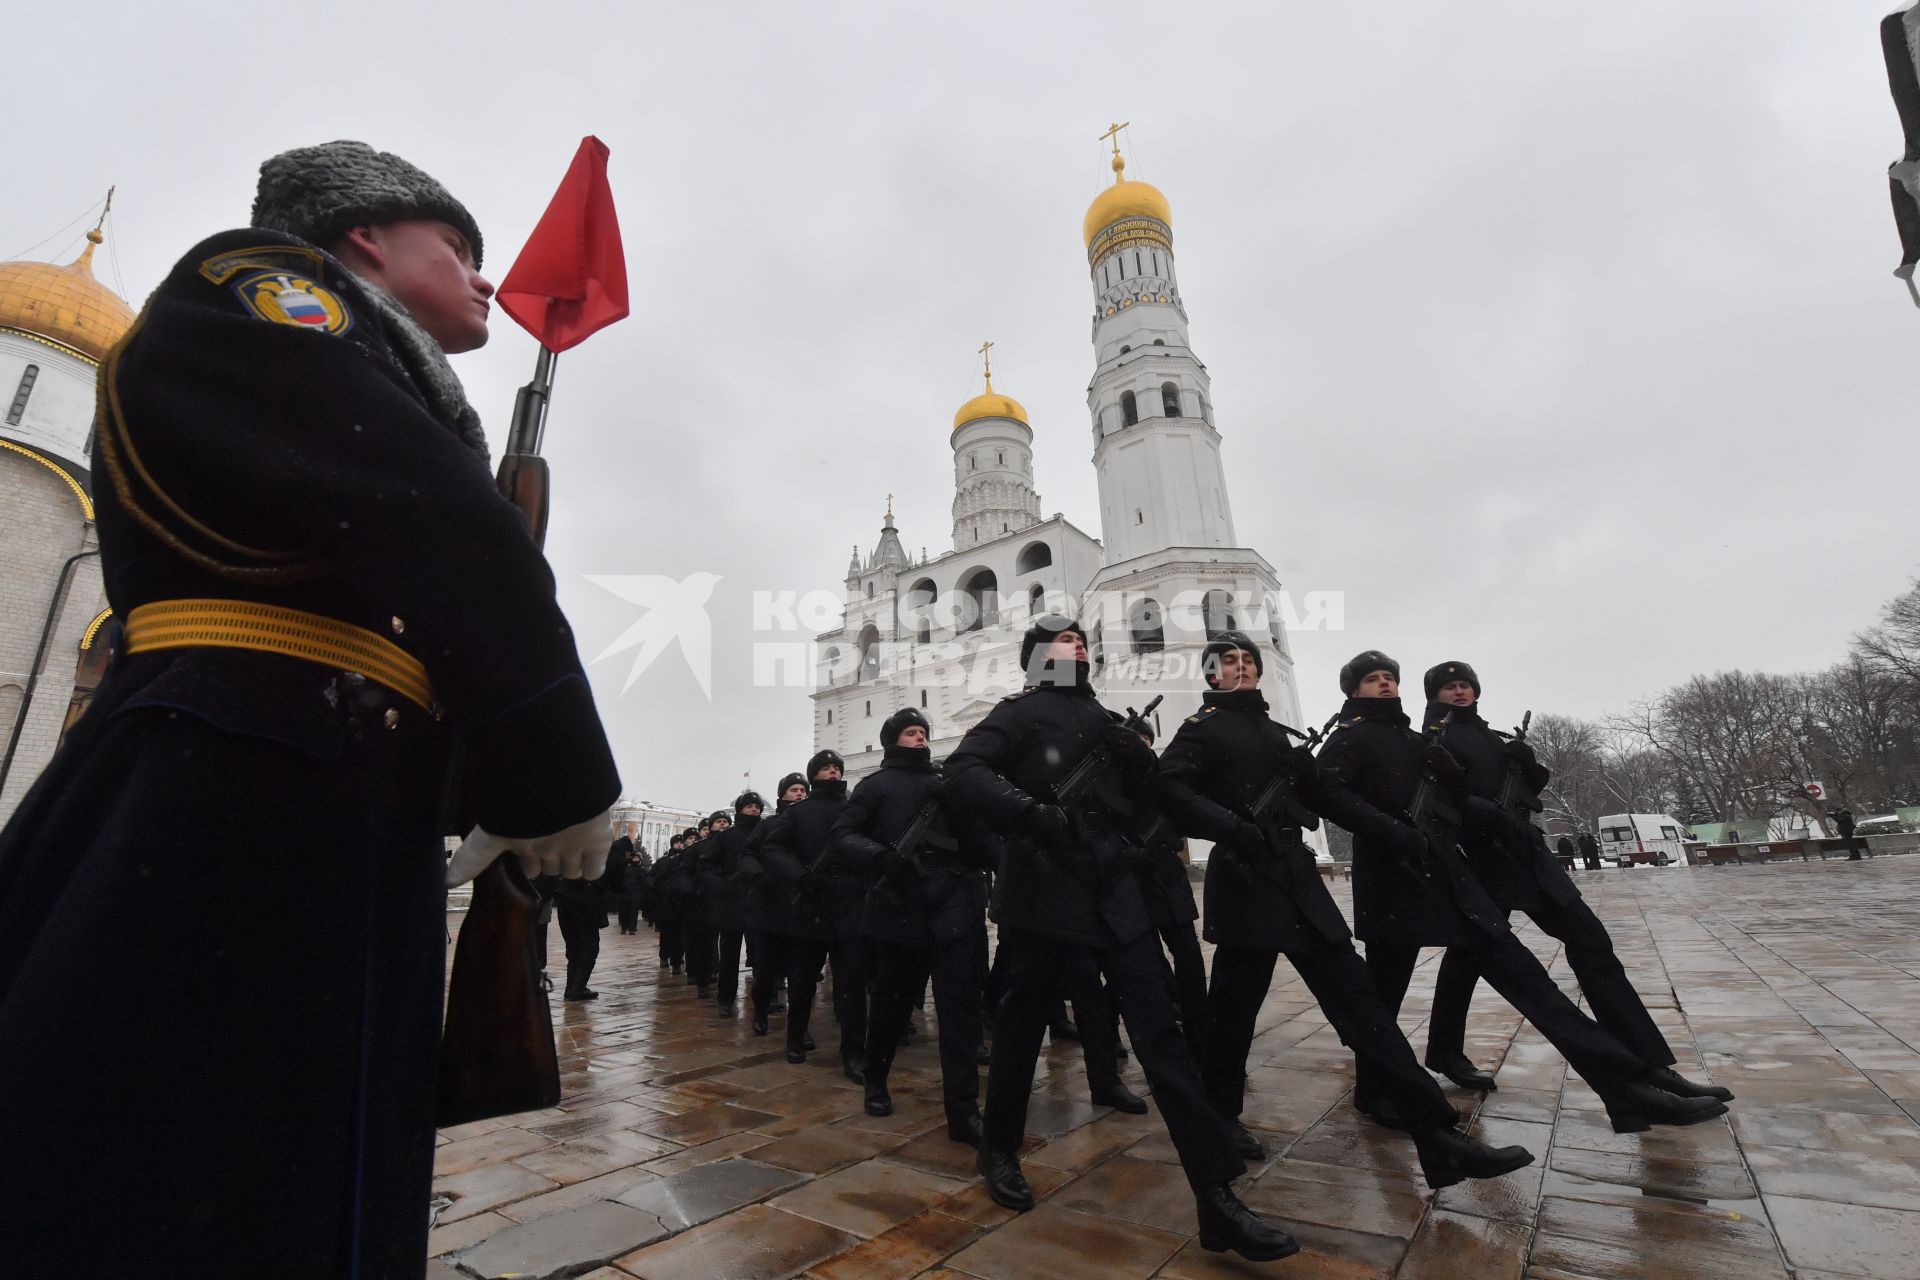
[
  {"x1": 699, "y1": 791, "x2": 763, "y2": 1016},
  {"x1": 1314, "y1": 652, "x2": 1729, "y2": 1135},
  {"x1": 1127, "y1": 718, "x2": 1209, "y2": 1068},
  {"x1": 828, "y1": 708, "x2": 993, "y2": 1139},
  {"x1": 1419, "y1": 662, "x2": 1731, "y2": 1104},
  {"x1": 944, "y1": 616, "x2": 1297, "y2": 1263},
  {"x1": 685, "y1": 812, "x2": 728, "y2": 1000},
  {"x1": 740, "y1": 771, "x2": 810, "y2": 1022},
  {"x1": 755, "y1": 752, "x2": 856, "y2": 1070},
  {"x1": 0, "y1": 142, "x2": 619, "y2": 1274},
  {"x1": 652, "y1": 831, "x2": 693, "y2": 974},
  {"x1": 1157, "y1": 634, "x2": 1534, "y2": 1187}
]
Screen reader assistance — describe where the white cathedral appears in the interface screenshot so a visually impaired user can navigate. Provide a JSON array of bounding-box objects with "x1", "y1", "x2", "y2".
[{"x1": 812, "y1": 134, "x2": 1308, "y2": 784}]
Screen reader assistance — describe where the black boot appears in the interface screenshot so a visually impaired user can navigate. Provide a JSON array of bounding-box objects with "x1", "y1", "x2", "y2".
[
  {"x1": 841, "y1": 1051, "x2": 866, "y2": 1085},
  {"x1": 947, "y1": 1113, "x2": 985, "y2": 1146},
  {"x1": 751, "y1": 1004, "x2": 770, "y2": 1036},
  {"x1": 979, "y1": 1145, "x2": 1034, "y2": 1211},
  {"x1": 1047, "y1": 1015, "x2": 1080, "y2": 1042},
  {"x1": 1412, "y1": 1126, "x2": 1535, "y2": 1189},
  {"x1": 1424, "y1": 1050, "x2": 1498, "y2": 1092},
  {"x1": 1195, "y1": 1184, "x2": 1298, "y2": 1262},
  {"x1": 1603, "y1": 1081, "x2": 1730, "y2": 1133},
  {"x1": 864, "y1": 1072, "x2": 893, "y2": 1117},
  {"x1": 1090, "y1": 1081, "x2": 1149, "y2": 1115},
  {"x1": 1227, "y1": 1120, "x2": 1265, "y2": 1161},
  {"x1": 1644, "y1": 1065, "x2": 1734, "y2": 1103}
]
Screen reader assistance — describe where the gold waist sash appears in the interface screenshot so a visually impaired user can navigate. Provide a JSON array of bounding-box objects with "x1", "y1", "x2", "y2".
[{"x1": 124, "y1": 598, "x2": 433, "y2": 710}]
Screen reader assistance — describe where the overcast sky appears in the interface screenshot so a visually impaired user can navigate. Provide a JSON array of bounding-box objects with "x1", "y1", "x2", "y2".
[{"x1": 7, "y1": 2, "x2": 1917, "y2": 811}]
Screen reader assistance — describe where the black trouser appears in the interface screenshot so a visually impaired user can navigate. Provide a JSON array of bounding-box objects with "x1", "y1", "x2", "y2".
[
  {"x1": 865, "y1": 937, "x2": 985, "y2": 1124},
  {"x1": 617, "y1": 900, "x2": 641, "y2": 933},
  {"x1": 685, "y1": 922, "x2": 717, "y2": 989},
  {"x1": 557, "y1": 907, "x2": 602, "y2": 997},
  {"x1": 714, "y1": 928, "x2": 744, "y2": 1006},
  {"x1": 828, "y1": 935, "x2": 870, "y2": 1059},
  {"x1": 1206, "y1": 940, "x2": 1458, "y2": 1131},
  {"x1": 985, "y1": 927, "x2": 1244, "y2": 1193},
  {"x1": 1428, "y1": 898, "x2": 1676, "y2": 1070},
  {"x1": 657, "y1": 918, "x2": 684, "y2": 970},
  {"x1": 1362, "y1": 934, "x2": 1646, "y2": 1105},
  {"x1": 1159, "y1": 919, "x2": 1210, "y2": 1066}
]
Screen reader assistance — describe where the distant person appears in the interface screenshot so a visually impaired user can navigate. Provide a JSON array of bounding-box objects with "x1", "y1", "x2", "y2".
[
  {"x1": 1576, "y1": 831, "x2": 1601, "y2": 871},
  {"x1": 1834, "y1": 807, "x2": 1860, "y2": 860},
  {"x1": 1555, "y1": 835, "x2": 1577, "y2": 870}
]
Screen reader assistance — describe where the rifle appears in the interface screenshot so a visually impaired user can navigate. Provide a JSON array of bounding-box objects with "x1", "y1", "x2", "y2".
[
  {"x1": 435, "y1": 354, "x2": 564, "y2": 1128},
  {"x1": 1494, "y1": 710, "x2": 1536, "y2": 816},
  {"x1": 1214, "y1": 718, "x2": 1331, "y2": 887},
  {"x1": 1051, "y1": 695, "x2": 1163, "y2": 820},
  {"x1": 1398, "y1": 709, "x2": 1457, "y2": 884}
]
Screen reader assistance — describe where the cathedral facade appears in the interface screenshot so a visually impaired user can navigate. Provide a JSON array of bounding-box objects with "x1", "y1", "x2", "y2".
[
  {"x1": 0, "y1": 220, "x2": 129, "y2": 822},
  {"x1": 812, "y1": 139, "x2": 1308, "y2": 798}
]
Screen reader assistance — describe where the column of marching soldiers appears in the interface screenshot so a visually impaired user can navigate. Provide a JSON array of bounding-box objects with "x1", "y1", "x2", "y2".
[{"x1": 617, "y1": 622, "x2": 1736, "y2": 1265}]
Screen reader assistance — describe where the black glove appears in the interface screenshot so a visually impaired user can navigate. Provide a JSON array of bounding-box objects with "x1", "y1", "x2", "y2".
[
  {"x1": 880, "y1": 844, "x2": 919, "y2": 885},
  {"x1": 1423, "y1": 742, "x2": 1465, "y2": 785},
  {"x1": 1024, "y1": 802, "x2": 1069, "y2": 847},
  {"x1": 1389, "y1": 822, "x2": 1431, "y2": 869},
  {"x1": 1503, "y1": 738, "x2": 1537, "y2": 770}
]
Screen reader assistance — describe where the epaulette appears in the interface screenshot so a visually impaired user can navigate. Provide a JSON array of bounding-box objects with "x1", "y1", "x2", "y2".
[
  {"x1": 1002, "y1": 689, "x2": 1036, "y2": 701},
  {"x1": 1184, "y1": 705, "x2": 1219, "y2": 724}
]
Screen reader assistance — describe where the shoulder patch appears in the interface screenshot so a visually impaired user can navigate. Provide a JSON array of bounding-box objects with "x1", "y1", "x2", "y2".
[
  {"x1": 197, "y1": 243, "x2": 330, "y2": 285},
  {"x1": 1184, "y1": 705, "x2": 1218, "y2": 724},
  {"x1": 228, "y1": 268, "x2": 355, "y2": 335},
  {"x1": 1002, "y1": 689, "x2": 1035, "y2": 702}
]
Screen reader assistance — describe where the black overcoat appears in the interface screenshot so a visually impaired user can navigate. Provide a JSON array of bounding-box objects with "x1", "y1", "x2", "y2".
[
  {"x1": 1434, "y1": 705, "x2": 1579, "y2": 910},
  {"x1": 826, "y1": 748, "x2": 988, "y2": 949}
]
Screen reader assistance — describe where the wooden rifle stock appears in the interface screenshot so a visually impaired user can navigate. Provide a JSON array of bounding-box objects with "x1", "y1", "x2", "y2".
[{"x1": 434, "y1": 358, "x2": 564, "y2": 1128}]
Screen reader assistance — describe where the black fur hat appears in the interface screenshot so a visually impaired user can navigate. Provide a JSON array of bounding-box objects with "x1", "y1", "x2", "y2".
[
  {"x1": 733, "y1": 791, "x2": 764, "y2": 815},
  {"x1": 1201, "y1": 630, "x2": 1264, "y2": 686},
  {"x1": 1020, "y1": 613, "x2": 1085, "y2": 674},
  {"x1": 880, "y1": 706, "x2": 930, "y2": 747},
  {"x1": 1423, "y1": 660, "x2": 1481, "y2": 701},
  {"x1": 1338, "y1": 650, "x2": 1401, "y2": 697},
  {"x1": 252, "y1": 140, "x2": 485, "y2": 267},
  {"x1": 806, "y1": 748, "x2": 845, "y2": 779},
  {"x1": 706, "y1": 810, "x2": 731, "y2": 827}
]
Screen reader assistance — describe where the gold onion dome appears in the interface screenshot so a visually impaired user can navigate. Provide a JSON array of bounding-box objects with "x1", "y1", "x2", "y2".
[
  {"x1": 0, "y1": 229, "x2": 136, "y2": 364},
  {"x1": 1082, "y1": 149, "x2": 1172, "y2": 249},
  {"x1": 952, "y1": 381, "x2": 1029, "y2": 431}
]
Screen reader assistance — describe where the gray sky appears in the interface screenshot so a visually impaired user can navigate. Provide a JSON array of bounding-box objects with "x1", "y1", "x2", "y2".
[{"x1": 7, "y1": 1, "x2": 1917, "y2": 811}]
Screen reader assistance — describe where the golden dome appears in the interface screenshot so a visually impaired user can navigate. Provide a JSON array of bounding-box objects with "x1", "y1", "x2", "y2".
[
  {"x1": 0, "y1": 231, "x2": 137, "y2": 364},
  {"x1": 952, "y1": 385, "x2": 1029, "y2": 431},
  {"x1": 1082, "y1": 150, "x2": 1172, "y2": 249}
]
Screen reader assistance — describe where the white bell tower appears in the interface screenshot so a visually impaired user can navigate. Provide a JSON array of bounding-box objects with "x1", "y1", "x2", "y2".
[{"x1": 1078, "y1": 125, "x2": 1309, "y2": 758}]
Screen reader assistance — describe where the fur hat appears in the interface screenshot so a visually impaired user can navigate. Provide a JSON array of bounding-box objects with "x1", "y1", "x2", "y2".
[
  {"x1": 806, "y1": 748, "x2": 845, "y2": 779},
  {"x1": 706, "y1": 810, "x2": 731, "y2": 827},
  {"x1": 252, "y1": 140, "x2": 485, "y2": 268},
  {"x1": 734, "y1": 790, "x2": 765, "y2": 815},
  {"x1": 1201, "y1": 630, "x2": 1264, "y2": 686},
  {"x1": 1020, "y1": 613, "x2": 1085, "y2": 675},
  {"x1": 1423, "y1": 660, "x2": 1481, "y2": 701},
  {"x1": 880, "y1": 706, "x2": 931, "y2": 747},
  {"x1": 1338, "y1": 650, "x2": 1401, "y2": 697},
  {"x1": 776, "y1": 771, "x2": 809, "y2": 797}
]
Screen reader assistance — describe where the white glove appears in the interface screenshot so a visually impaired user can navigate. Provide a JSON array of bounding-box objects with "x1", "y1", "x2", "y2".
[{"x1": 445, "y1": 811, "x2": 613, "y2": 888}]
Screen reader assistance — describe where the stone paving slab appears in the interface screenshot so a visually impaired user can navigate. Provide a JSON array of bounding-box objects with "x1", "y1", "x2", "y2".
[{"x1": 423, "y1": 858, "x2": 1920, "y2": 1277}]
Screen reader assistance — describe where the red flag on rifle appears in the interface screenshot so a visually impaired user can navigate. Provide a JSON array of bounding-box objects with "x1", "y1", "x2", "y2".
[{"x1": 497, "y1": 136, "x2": 630, "y2": 351}]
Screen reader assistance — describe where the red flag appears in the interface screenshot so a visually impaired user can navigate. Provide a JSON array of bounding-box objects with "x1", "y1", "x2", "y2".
[{"x1": 497, "y1": 136, "x2": 629, "y2": 352}]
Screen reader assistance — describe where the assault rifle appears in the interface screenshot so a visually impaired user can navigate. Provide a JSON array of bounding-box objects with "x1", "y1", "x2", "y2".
[
  {"x1": 1213, "y1": 715, "x2": 1337, "y2": 887},
  {"x1": 1494, "y1": 710, "x2": 1536, "y2": 816},
  {"x1": 1051, "y1": 696, "x2": 1163, "y2": 826},
  {"x1": 1399, "y1": 708, "x2": 1457, "y2": 884}
]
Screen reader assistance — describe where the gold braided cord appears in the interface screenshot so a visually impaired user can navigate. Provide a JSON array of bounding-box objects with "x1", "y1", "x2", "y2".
[{"x1": 124, "y1": 598, "x2": 433, "y2": 710}]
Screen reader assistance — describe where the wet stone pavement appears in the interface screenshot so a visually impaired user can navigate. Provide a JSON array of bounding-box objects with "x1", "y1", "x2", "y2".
[{"x1": 427, "y1": 858, "x2": 1920, "y2": 1280}]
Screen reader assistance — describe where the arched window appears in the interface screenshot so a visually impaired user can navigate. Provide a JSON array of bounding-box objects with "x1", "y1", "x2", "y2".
[
  {"x1": 1015, "y1": 541, "x2": 1052, "y2": 574},
  {"x1": 1027, "y1": 583, "x2": 1045, "y2": 617},
  {"x1": 1129, "y1": 597, "x2": 1165, "y2": 654},
  {"x1": 865, "y1": 581, "x2": 874, "y2": 598},
  {"x1": 1134, "y1": 509, "x2": 1144, "y2": 525},
  {"x1": 996, "y1": 450, "x2": 1004, "y2": 465},
  {"x1": 822, "y1": 645, "x2": 843, "y2": 687},
  {"x1": 857, "y1": 623, "x2": 882, "y2": 682},
  {"x1": 1202, "y1": 590, "x2": 1237, "y2": 639},
  {"x1": 906, "y1": 578, "x2": 936, "y2": 644},
  {"x1": 919, "y1": 689, "x2": 928, "y2": 709},
  {"x1": 958, "y1": 568, "x2": 999, "y2": 633},
  {"x1": 1152, "y1": 338, "x2": 1165, "y2": 346},
  {"x1": 1161, "y1": 382, "x2": 1182, "y2": 418},
  {"x1": 1119, "y1": 345, "x2": 1131, "y2": 354},
  {"x1": 1120, "y1": 390, "x2": 1139, "y2": 426}
]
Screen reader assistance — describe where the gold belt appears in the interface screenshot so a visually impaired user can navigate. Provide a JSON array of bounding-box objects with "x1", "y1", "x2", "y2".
[{"x1": 124, "y1": 598, "x2": 434, "y2": 711}]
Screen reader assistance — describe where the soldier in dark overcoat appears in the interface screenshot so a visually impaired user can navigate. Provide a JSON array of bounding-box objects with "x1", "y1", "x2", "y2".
[
  {"x1": 699, "y1": 792, "x2": 762, "y2": 1015},
  {"x1": 0, "y1": 141, "x2": 619, "y2": 1276},
  {"x1": 1419, "y1": 661, "x2": 1729, "y2": 1105},
  {"x1": 943, "y1": 617, "x2": 1297, "y2": 1263},
  {"x1": 754, "y1": 751, "x2": 856, "y2": 1070}
]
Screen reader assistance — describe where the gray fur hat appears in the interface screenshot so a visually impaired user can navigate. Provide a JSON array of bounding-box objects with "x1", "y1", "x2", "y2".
[{"x1": 251, "y1": 140, "x2": 484, "y2": 267}]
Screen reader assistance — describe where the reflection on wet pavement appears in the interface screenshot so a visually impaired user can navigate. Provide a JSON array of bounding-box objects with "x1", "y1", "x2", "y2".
[{"x1": 430, "y1": 858, "x2": 1920, "y2": 1279}]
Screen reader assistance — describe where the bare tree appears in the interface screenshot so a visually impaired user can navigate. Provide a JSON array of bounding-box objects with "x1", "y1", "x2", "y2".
[{"x1": 1853, "y1": 578, "x2": 1920, "y2": 685}]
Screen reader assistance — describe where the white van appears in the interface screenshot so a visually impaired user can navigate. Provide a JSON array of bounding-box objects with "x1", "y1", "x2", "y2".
[{"x1": 1595, "y1": 813, "x2": 1693, "y2": 867}]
